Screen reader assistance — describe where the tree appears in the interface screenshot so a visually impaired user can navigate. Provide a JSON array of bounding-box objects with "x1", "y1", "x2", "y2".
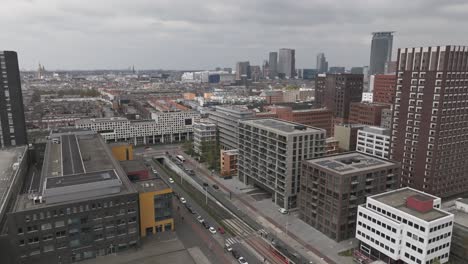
[{"x1": 183, "y1": 140, "x2": 194, "y2": 156}]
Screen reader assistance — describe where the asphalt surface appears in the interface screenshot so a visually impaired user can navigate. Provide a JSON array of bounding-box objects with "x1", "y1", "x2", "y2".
[{"x1": 61, "y1": 134, "x2": 85, "y2": 175}]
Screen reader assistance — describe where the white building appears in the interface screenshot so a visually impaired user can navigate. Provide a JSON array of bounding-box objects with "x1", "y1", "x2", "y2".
[
  {"x1": 355, "y1": 188, "x2": 454, "y2": 264},
  {"x1": 362, "y1": 92, "x2": 374, "y2": 103},
  {"x1": 193, "y1": 121, "x2": 217, "y2": 155},
  {"x1": 356, "y1": 126, "x2": 390, "y2": 159},
  {"x1": 76, "y1": 111, "x2": 200, "y2": 145}
]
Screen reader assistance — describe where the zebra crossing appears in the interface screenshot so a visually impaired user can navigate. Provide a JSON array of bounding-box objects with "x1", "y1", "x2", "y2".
[{"x1": 222, "y1": 218, "x2": 269, "y2": 246}]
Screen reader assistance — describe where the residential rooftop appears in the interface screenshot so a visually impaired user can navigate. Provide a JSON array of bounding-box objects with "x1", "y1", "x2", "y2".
[
  {"x1": 305, "y1": 152, "x2": 397, "y2": 174},
  {"x1": 241, "y1": 118, "x2": 324, "y2": 135},
  {"x1": 360, "y1": 126, "x2": 391, "y2": 136},
  {"x1": 372, "y1": 188, "x2": 450, "y2": 222}
]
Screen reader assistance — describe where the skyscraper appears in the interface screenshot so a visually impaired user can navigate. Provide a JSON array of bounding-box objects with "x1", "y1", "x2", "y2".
[
  {"x1": 268, "y1": 52, "x2": 278, "y2": 79},
  {"x1": 390, "y1": 45, "x2": 468, "y2": 198},
  {"x1": 316, "y1": 53, "x2": 328, "y2": 74},
  {"x1": 278, "y1": 48, "x2": 295, "y2": 78},
  {"x1": 369, "y1": 32, "x2": 394, "y2": 75},
  {"x1": 235, "y1": 61, "x2": 250, "y2": 80},
  {"x1": 0, "y1": 51, "x2": 27, "y2": 147}
]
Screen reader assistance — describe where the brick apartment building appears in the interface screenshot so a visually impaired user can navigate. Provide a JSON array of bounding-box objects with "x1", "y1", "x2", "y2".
[
  {"x1": 349, "y1": 102, "x2": 391, "y2": 126},
  {"x1": 372, "y1": 74, "x2": 396, "y2": 105}
]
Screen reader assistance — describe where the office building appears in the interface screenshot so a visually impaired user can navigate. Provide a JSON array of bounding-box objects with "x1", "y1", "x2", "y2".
[
  {"x1": 76, "y1": 111, "x2": 200, "y2": 145},
  {"x1": 0, "y1": 51, "x2": 27, "y2": 147},
  {"x1": 302, "y1": 69, "x2": 317, "y2": 80},
  {"x1": 208, "y1": 106, "x2": 254, "y2": 150},
  {"x1": 316, "y1": 53, "x2": 328, "y2": 74},
  {"x1": 351, "y1": 67, "x2": 364, "y2": 74},
  {"x1": 334, "y1": 124, "x2": 365, "y2": 151},
  {"x1": 356, "y1": 126, "x2": 391, "y2": 159},
  {"x1": 236, "y1": 61, "x2": 251, "y2": 80},
  {"x1": 380, "y1": 108, "x2": 392, "y2": 129},
  {"x1": 315, "y1": 73, "x2": 363, "y2": 123},
  {"x1": 269, "y1": 52, "x2": 278, "y2": 79},
  {"x1": 329, "y1": 67, "x2": 345, "y2": 74},
  {"x1": 238, "y1": 119, "x2": 325, "y2": 209},
  {"x1": 349, "y1": 102, "x2": 391, "y2": 126},
  {"x1": 193, "y1": 121, "x2": 217, "y2": 155},
  {"x1": 369, "y1": 32, "x2": 394, "y2": 75},
  {"x1": 390, "y1": 45, "x2": 468, "y2": 198},
  {"x1": 278, "y1": 48, "x2": 295, "y2": 78},
  {"x1": 250, "y1": 65, "x2": 262, "y2": 81},
  {"x1": 446, "y1": 199, "x2": 468, "y2": 263},
  {"x1": 5, "y1": 130, "x2": 139, "y2": 264},
  {"x1": 385, "y1": 61, "x2": 397, "y2": 74},
  {"x1": 220, "y1": 149, "x2": 238, "y2": 178},
  {"x1": 300, "y1": 152, "x2": 399, "y2": 241},
  {"x1": 373, "y1": 74, "x2": 396, "y2": 104},
  {"x1": 355, "y1": 188, "x2": 453, "y2": 264}
]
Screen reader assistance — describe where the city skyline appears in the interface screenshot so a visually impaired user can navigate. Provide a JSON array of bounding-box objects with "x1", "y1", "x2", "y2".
[{"x1": 1, "y1": 0, "x2": 467, "y2": 70}]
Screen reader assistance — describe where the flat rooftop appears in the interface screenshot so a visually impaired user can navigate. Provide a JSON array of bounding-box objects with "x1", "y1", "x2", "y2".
[
  {"x1": 372, "y1": 188, "x2": 449, "y2": 222},
  {"x1": 120, "y1": 160, "x2": 146, "y2": 173},
  {"x1": 305, "y1": 152, "x2": 397, "y2": 174},
  {"x1": 0, "y1": 146, "x2": 28, "y2": 215},
  {"x1": 215, "y1": 105, "x2": 253, "y2": 114},
  {"x1": 133, "y1": 178, "x2": 171, "y2": 193},
  {"x1": 242, "y1": 118, "x2": 324, "y2": 135}
]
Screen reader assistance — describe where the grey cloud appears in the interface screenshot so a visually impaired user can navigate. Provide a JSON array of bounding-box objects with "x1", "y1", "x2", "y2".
[{"x1": 0, "y1": 0, "x2": 467, "y2": 70}]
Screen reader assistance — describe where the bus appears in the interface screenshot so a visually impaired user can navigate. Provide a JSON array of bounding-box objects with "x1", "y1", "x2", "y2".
[{"x1": 176, "y1": 155, "x2": 185, "y2": 162}]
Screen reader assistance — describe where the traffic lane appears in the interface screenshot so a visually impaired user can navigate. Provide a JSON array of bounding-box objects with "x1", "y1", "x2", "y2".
[
  {"x1": 153, "y1": 160, "x2": 258, "y2": 264},
  {"x1": 231, "y1": 243, "x2": 262, "y2": 264}
]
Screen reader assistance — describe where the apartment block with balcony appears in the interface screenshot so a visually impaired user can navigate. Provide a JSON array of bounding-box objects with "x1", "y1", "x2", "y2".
[
  {"x1": 238, "y1": 119, "x2": 325, "y2": 209},
  {"x1": 193, "y1": 121, "x2": 217, "y2": 155},
  {"x1": 299, "y1": 152, "x2": 399, "y2": 241}
]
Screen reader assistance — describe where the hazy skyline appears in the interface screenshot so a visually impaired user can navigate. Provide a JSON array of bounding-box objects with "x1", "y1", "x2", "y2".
[{"x1": 1, "y1": 0, "x2": 467, "y2": 70}]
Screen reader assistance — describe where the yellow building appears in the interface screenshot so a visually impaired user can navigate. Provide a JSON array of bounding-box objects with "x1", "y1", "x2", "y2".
[
  {"x1": 134, "y1": 179, "x2": 174, "y2": 237},
  {"x1": 110, "y1": 143, "x2": 133, "y2": 161}
]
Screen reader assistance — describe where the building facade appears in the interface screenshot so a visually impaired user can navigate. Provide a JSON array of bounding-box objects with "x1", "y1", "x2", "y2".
[
  {"x1": 316, "y1": 53, "x2": 328, "y2": 74},
  {"x1": 278, "y1": 48, "x2": 296, "y2": 79},
  {"x1": 235, "y1": 61, "x2": 251, "y2": 80},
  {"x1": 269, "y1": 52, "x2": 278, "y2": 79},
  {"x1": 300, "y1": 152, "x2": 399, "y2": 241},
  {"x1": 349, "y1": 102, "x2": 391, "y2": 126},
  {"x1": 355, "y1": 188, "x2": 454, "y2": 264},
  {"x1": 220, "y1": 149, "x2": 238, "y2": 178},
  {"x1": 334, "y1": 124, "x2": 366, "y2": 151},
  {"x1": 315, "y1": 73, "x2": 363, "y2": 123},
  {"x1": 356, "y1": 126, "x2": 391, "y2": 159},
  {"x1": 390, "y1": 45, "x2": 468, "y2": 198},
  {"x1": 380, "y1": 108, "x2": 392, "y2": 129},
  {"x1": 369, "y1": 32, "x2": 394, "y2": 75},
  {"x1": 193, "y1": 121, "x2": 217, "y2": 155},
  {"x1": 208, "y1": 106, "x2": 254, "y2": 150},
  {"x1": 76, "y1": 111, "x2": 200, "y2": 146},
  {"x1": 373, "y1": 74, "x2": 397, "y2": 104},
  {"x1": 0, "y1": 51, "x2": 27, "y2": 147},
  {"x1": 238, "y1": 119, "x2": 325, "y2": 209}
]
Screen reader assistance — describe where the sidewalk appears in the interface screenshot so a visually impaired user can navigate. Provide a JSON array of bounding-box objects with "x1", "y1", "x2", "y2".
[{"x1": 180, "y1": 151, "x2": 356, "y2": 264}]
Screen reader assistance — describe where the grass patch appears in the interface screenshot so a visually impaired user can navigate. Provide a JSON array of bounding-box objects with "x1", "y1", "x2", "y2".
[{"x1": 338, "y1": 248, "x2": 354, "y2": 257}]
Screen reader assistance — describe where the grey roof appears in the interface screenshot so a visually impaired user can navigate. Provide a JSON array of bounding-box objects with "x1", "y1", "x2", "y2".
[{"x1": 241, "y1": 118, "x2": 324, "y2": 135}]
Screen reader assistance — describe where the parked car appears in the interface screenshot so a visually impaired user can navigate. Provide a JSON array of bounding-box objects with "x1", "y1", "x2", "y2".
[
  {"x1": 202, "y1": 221, "x2": 210, "y2": 229},
  {"x1": 197, "y1": 216, "x2": 204, "y2": 223},
  {"x1": 278, "y1": 208, "x2": 289, "y2": 214},
  {"x1": 218, "y1": 227, "x2": 225, "y2": 234},
  {"x1": 212, "y1": 184, "x2": 219, "y2": 190},
  {"x1": 231, "y1": 250, "x2": 240, "y2": 259},
  {"x1": 202, "y1": 182, "x2": 209, "y2": 187},
  {"x1": 168, "y1": 178, "x2": 174, "y2": 184},
  {"x1": 209, "y1": 227, "x2": 217, "y2": 234},
  {"x1": 238, "y1": 257, "x2": 248, "y2": 264},
  {"x1": 180, "y1": 197, "x2": 186, "y2": 204},
  {"x1": 225, "y1": 243, "x2": 233, "y2": 252}
]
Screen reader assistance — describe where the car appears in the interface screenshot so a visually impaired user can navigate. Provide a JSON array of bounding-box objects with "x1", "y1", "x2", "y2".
[
  {"x1": 212, "y1": 184, "x2": 219, "y2": 190},
  {"x1": 202, "y1": 182, "x2": 209, "y2": 187},
  {"x1": 209, "y1": 227, "x2": 217, "y2": 234},
  {"x1": 218, "y1": 227, "x2": 225, "y2": 234},
  {"x1": 180, "y1": 197, "x2": 186, "y2": 204},
  {"x1": 152, "y1": 169, "x2": 158, "y2": 174},
  {"x1": 202, "y1": 221, "x2": 210, "y2": 229},
  {"x1": 225, "y1": 244, "x2": 233, "y2": 252},
  {"x1": 231, "y1": 250, "x2": 240, "y2": 259},
  {"x1": 238, "y1": 257, "x2": 248, "y2": 264},
  {"x1": 168, "y1": 178, "x2": 174, "y2": 184},
  {"x1": 278, "y1": 208, "x2": 289, "y2": 214},
  {"x1": 197, "y1": 216, "x2": 204, "y2": 223}
]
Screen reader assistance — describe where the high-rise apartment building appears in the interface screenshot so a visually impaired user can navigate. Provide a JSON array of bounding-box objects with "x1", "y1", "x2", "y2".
[
  {"x1": 315, "y1": 73, "x2": 363, "y2": 123},
  {"x1": 316, "y1": 53, "x2": 329, "y2": 74},
  {"x1": 268, "y1": 52, "x2": 278, "y2": 79},
  {"x1": 208, "y1": 106, "x2": 254, "y2": 150},
  {"x1": 278, "y1": 48, "x2": 295, "y2": 79},
  {"x1": 355, "y1": 188, "x2": 453, "y2": 264},
  {"x1": 300, "y1": 152, "x2": 399, "y2": 241},
  {"x1": 238, "y1": 119, "x2": 325, "y2": 209},
  {"x1": 373, "y1": 74, "x2": 397, "y2": 104},
  {"x1": 0, "y1": 51, "x2": 27, "y2": 147},
  {"x1": 390, "y1": 45, "x2": 468, "y2": 198},
  {"x1": 369, "y1": 32, "x2": 394, "y2": 75},
  {"x1": 235, "y1": 61, "x2": 251, "y2": 80}
]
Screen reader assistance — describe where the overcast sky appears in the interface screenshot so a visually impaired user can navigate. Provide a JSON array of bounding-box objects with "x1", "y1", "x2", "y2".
[{"x1": 1, "y1": 0, "x2": 467, "y2": 71}]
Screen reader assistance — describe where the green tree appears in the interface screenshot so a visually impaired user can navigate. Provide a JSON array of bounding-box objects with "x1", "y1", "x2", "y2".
[{"x1": 183, "y1": 140, "x2": 195, "y2": 156}]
